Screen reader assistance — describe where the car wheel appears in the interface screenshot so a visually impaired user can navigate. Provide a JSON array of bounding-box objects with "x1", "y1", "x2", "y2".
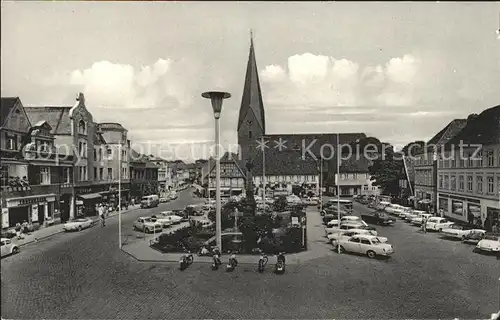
[
  {"x1": 461, "y1": 235, "x2": 466, "y2": 241},
  {"x1": 12, "y1": 246, "x2": 19, "y2": 254},
  {"x1": 367, "y1": 250, "x2": 376, "y2": 259},
  {"x1": 337, "y1": 245, "x2": 345, "y2": 253},
  {"x1": 78, "y1": 226, "x2": 82, "y2": 232}
]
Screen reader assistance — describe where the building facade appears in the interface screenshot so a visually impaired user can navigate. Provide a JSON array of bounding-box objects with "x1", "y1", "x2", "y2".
[
  {"x1": 129, "y1": 150, "x2": 159, "y2": 200},
  {"x1": 204, "y1": 153, "x2": 246, "y2": 198},
  {"x1": 437, "y1": 106, "x2": 500, "y2": 230},
  {"x1": 1, "y1": 97, "x2": 74, "y2": 228},
  {"x1": 413, "y1": 119, "x2": 467, "y2": 212}
]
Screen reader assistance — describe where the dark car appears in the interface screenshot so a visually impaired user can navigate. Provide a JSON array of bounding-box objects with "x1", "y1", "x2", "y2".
[
  {"x1": 322, "y1": 213, "x2": 339, "y2": 225},
  {"x1": 361, "y1": 211, "x2": 396, "y2": 226}
]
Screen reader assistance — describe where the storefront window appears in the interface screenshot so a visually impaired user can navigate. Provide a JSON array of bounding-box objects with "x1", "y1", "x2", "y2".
[
  {"x1": 451, "y1": 200, "x2": 464, "y2": 216},
  {"x1": 439, "y1": 198, "x2": 448, "y2": 213},
  {"x1": 467, "y1": 203, "x2": 481, "y2": 219}
]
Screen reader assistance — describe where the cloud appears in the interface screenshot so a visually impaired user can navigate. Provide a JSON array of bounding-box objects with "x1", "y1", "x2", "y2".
[{"x1": 261, "y1": 53, "x2": 422, "y2": 108}]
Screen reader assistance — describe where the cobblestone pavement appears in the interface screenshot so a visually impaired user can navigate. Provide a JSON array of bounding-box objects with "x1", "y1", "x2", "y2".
[{"x1": 1, "y1": 193, "x2": 499, "y2": 319}]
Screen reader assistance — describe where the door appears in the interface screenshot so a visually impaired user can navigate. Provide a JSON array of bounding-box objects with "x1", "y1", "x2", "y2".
[
  {"x1": 359, "y1": 238, "x2": 372, "y2": 254},
  {"x1": 344, "y1": 237, "x2": 361, "y2": 252},
  {"x1": 38, "y1": 204, "x2": 45, "y2": 224}
]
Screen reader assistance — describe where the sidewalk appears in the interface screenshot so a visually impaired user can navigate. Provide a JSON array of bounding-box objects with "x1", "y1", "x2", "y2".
[{"x1": 11, "y1": 204, "x2": 140, "y2": 247}]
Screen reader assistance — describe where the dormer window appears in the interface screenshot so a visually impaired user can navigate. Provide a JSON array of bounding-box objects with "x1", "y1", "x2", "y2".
[{"x1": 78, "y1": 120, "x2": 87, "y2": 135}]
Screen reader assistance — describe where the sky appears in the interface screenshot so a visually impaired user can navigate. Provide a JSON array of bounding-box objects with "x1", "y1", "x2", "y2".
[{"x1": 2, "y1": 2, "x2": 500, "y2": 162}]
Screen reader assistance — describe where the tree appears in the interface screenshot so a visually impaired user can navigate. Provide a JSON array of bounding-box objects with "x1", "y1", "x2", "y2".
[
  {"x1": 368, "y1": 145, "x2": 404, "y2": 196},
  {"x1": 401, "y1": 140, "x2": 425, "y2": 156}
]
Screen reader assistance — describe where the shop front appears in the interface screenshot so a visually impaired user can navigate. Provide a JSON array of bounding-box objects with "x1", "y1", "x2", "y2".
[
  {"x1": 438, "y1": 192, "x2": 483, "y2": 224},
  {"x1": 3, "y1": 194, "x2": 56, "y2": 228}
]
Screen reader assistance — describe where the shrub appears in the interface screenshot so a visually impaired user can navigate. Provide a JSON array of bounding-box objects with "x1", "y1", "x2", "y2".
[{"x1": 274, "y1": 196, "x2": 288, "y2": 212}]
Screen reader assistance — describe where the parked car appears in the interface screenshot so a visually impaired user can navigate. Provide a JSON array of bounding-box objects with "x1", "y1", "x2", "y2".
[
  {"x1": 133, "y1": 217, "x2": 162, "y2": 233},
  {"x1": 361, "y1": 211, "x2": 395, "y2": 225},
  {"x1": 151, "y1": 213, "x2": 174, "y2": 228},
  {"x1": 474, "y1": 233, "x2": 500, "y2": 253},
  {"x1": 410, "y1": 214, "x2": 434, "y2": 226},
  {"x1": 327, "y1": 229, "x2": 385, "y2": 242},
  {"x1": 1, "y1": 238, "x2": 20, "y2": 257},
  {"x1": 332, "y1": 235, "x2": 394, "y2": 258},
  {"x1": 425, "y1": 217, "x2": 454, "y2": 232},
  {"x1": 326, "y1": 222, "x2": 377, "y2": 235},
  {"x1": 462, "y1": 229, "x2": 487, "y2": 244},
  {"x1": 439, "y1": 224, "x2": 486, "y2": 240},
  {"x1": 63, "y1": 218, "x2": 95, "y2": 232},
  {"x1": 185, "y1": 205, "x2": 203, "y2": 216},
  {"x1": 1, "y1": 229, "x2": 17, "y2": 239},
  {"x1": 159, "y1": 197, "x2": 170, "y2": 203},
  {"x1": 327, "y1": 216, "x2": 368, "y2": 227}
]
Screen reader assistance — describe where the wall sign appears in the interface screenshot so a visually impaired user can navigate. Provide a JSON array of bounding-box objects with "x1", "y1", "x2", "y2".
[
  {"x1": 2, "y1": 208, "x2": 9, "y2": 229},
  {"x1": 31, "y1": 204, "x2": 39, "y2": 222},
  {"x1": 7, "y1": 196, "x2": 55, "y2": 208}
]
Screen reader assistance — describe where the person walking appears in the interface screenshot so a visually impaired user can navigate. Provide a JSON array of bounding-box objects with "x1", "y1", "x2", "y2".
[
  {"x1": 421, "y1": 216, "x2": 428, "y2": 234},
  {"x1": 15, "y1": 222, "x2": 22, "y2": 240},
  {"x1": 99, "y1": 204, "x2": 106, "y2": 227}
]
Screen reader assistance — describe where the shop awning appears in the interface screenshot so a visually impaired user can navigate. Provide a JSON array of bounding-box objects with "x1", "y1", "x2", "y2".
[{"x1": 78, "y1": 193, "x2": 102, "y2": 200}]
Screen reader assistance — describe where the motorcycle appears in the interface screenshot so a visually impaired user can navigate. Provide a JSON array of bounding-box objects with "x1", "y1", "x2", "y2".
[
  {"x1": 226, "y1": 252, "x2": 238, "y2": 272},
  {"x1": 257, "y1": 251, "x2": 268, "y2": 273},
  {"x1": 212, "y1": 249, "x2": 222, "y2": 270},
  {"x1": 275, "y1": 252, "x2": 286, "y2": 274},
  {"x1": 179, "y1": 251, "x2": 194, "y2": 271}
]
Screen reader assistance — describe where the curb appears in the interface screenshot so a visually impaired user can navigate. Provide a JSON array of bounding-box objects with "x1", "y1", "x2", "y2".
[{"x1": 17, "y1": 207, "x2": 141, "y2": 248}]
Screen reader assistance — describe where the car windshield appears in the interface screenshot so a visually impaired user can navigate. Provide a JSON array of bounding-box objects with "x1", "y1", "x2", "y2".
[
  {"x1": 145, "y1": 218, "x2": 155, "y2": 222},
  {"x1": 483, "y1": 235, "x2": 499, "y2": 241}
]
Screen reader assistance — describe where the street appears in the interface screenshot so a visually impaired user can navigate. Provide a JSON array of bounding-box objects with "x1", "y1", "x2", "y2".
[{"x1": 1, "y1": 192, "x2": 499, "y2": 319}]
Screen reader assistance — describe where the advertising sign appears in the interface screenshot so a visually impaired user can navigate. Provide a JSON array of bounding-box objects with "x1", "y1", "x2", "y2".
[
  {"x1": 31, "y1": 204, "x2": 39, "y2": 222},
  {"x1": 2, "y1": 208, "x2": 9, "y2": 228}
]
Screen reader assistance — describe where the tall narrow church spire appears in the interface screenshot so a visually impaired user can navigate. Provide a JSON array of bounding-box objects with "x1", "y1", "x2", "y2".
[{"x1": 237, "y1": 30, "x2": 266, "y2": 134}]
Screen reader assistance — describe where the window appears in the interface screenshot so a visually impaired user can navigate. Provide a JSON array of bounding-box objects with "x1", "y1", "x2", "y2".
[
  {"x1": 94, "y1": 168, "x2": 98, "y2": 180},
  {"x1": 443, "y1": 160, "x2": 448, "y2": 168},
  {"x1": 343, "y1": 173, "x2": 348, "y2": 180},
  {"x1": 467, "y1": 153, "x2": 473, "y2": 167},
  {"x1": 477, "y1": 151, "x2": 483, "y2": 167},
  {"x1": 467, "y1": 176, "x2": 473, "y2": 191},
  {"x1": 439, "y1": 175, "x2": 443, "y2": 189},
  {"x1": 7, "y1": 135, "x2": 16, "y2": 150},
  {"x1": 78, "y1": 166, "x2": 87, "y2": 181},
  {"x1": 487, "y1": 177, "x2": 494, "y2": 194},
  {"x1": 40, "y1": 167, "x2": 50, "y2": 185},
  {"x1": 63, "y1": 168, "x2": 71, "y2": 183},
  {"x1": 444, "y1": 176, "x2": 449, "y2": 189},
  {"x1": 248, "y1": 130, "x2": 252, "y2": 139},
  {"x1": 78, "y1": 141, "x2": 87, "y2": 158},
  {"x1": 99, "y1": 148, "x2": 103, "y2": 161},
  {"x1": 94, "y1": 149, "x2": 97, "y2": 161},
  {"x1": 487, "y1": 150, "x2": 495, "y2": 167},
  {"x1": 108, "y1": 168, "x2": 113, "y2": 180},
  {"x1": 363, "y1": 185, "x2": 368, "y2": 191},
  {"x1": 450, "y1": 175, "x2": 456, "y2": 191},
  {"x1": 107, "y1": 148, "x2": 112, "y2": 160},
  {"x1": 78, "y1": 120, "x2": 86, "y2": 135},
  {"x1": 458, "y1": 176, "x2": 464, "y2": 191},
  {"x1": 476, "y1": 176, "x2": 483, "y2": 193},
  {"x1": 360, "y1": 239, "x2": 371, "y2": 245},
  {"x1": 459, "y1": 158, "x2": 465, "y2": 168},
  {"x1": 99, "y1": 168, "x2": 104, "y2": 180},
  {"x1": 353, "y1": 173, "x2": 357, "y2": 179},
  {"x1": 349, "y1": 238, "x2": 360, "y2": 243}
]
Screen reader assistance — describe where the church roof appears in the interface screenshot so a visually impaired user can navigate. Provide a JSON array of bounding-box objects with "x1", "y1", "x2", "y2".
[
  {"x1": 237, "y1": 34, "x2": 266, "y2": 133},
  {"x1": 1, "y1": 97, "x2": 19, "y2": 127},
  {"x1": 252, "y1": 149, "x2": 318, "y2": 176}
]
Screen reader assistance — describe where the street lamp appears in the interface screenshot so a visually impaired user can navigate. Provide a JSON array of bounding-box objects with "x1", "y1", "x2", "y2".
[{"x1": 202, "y1": 91, "x2": 231, "y2": 252}]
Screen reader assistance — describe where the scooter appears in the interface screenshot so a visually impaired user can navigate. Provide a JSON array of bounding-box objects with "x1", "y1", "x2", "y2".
[
  {"x1": 275, "y1": 252, "x2": 286, "y2": 274},
  {"x1": 226, "y1": 252, "x2": 238, "y2": 272},
  {"x1": 257, "y1": 251, "x2": 268, "y2": 273},
  {"x1": 212, "y1": 249, "x2": 222, "y2": 270},
  {"x1": 179, "y1": 251, "x2": 194, "y2": 271}
]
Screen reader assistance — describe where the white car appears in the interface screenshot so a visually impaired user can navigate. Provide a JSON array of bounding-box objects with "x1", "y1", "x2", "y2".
[
  {"x1": 1, "y1": 238, "x2": 20, "y2": 257},
  {"x1": 425, "y1": 217, "x2": 454, "y2": 232},
  {"x1": 384, "y1": 204, "x2": 403, "y2": 214},
  {"x1": 475, "y1": 234, "x2": 500, "y2": 253},
  {"x1": 326, "y1": 222, "x2": 377, "y2": 235},
  {"x1": 327, "y1": 216, "x2": 368, "y2": 227},
  {"x1": 440, "y1": 224, "x2": 482, "y2": 240},
  {"x1": 151, "y1": 213, "x2": 174, "y2": 227},
  {"x1": 133, "y1": 217, "x2": 163, "y2": 233},
  {"x1": 160, "y1": 213, "x2": 183, "y2": 224},
  {"x1": 327, "y1": 229, "x2": 386, "y2": 242},
  {"x1": 410, "y1": 214, "x2": 434, "y2": 226},
  {"x1": 63, "y1": 218, "x2": 95, "y2": 232},
  {"x1": 332, "y1": 235, "x2": 394, "y2": 258}
]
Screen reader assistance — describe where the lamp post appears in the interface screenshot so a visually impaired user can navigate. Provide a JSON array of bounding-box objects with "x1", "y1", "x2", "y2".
[
  {"x1": 118, "y1": 142, "x2": 122, "y2": 249},
  {"x1": 202, "y1": 91, "x2": 231, "y2": 252},
  {"x1": 336, "y1": 133, "x2": 341, "y2": 254}
]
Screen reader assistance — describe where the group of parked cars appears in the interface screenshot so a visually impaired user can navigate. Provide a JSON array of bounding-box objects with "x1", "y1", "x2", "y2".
[
  {"x1": 321, "y1": 201, "x2": 395, "y2": 259},
  {"x1": 133, "y1": 211, "x2": 185, "y2": 233},
  {"x1": 374, "y1": 201, "x2": 499, "y2": 255}
]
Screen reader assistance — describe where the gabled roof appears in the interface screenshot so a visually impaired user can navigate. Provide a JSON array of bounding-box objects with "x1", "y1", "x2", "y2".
[
  {"x1": 1, "y1": 97, "x2": 19, "y2": 127},
  {"x1": 24, "y1": 106, "x2": 72, "y2": 135},
  {"x1": 252, "y1": 149, "x2": 318, "y2": 176},
  {"x1": 264, "y1": 133, "x2": 366, "y2": 156},
  {"x1": 445, "y1": 105, "x2": 500, "y2": 148},
  {"x1": 339, "y1": 156, "x2": 372, "y2": 173},
  {"x1": 98, "y1": 122, "x2": 127, "y2": 132},
  {"x1": 237, "y1": 34, "x2": 266, "y2": 133},
  {"x1": 94, "y1": 132, "x2": 107, "y2": 145},
  {"x1": 202, "y1": 153, "x2": 246, "y2": 181},
  {"x1": 427, "y1": 119, "x2": 468, "y2": 147}
]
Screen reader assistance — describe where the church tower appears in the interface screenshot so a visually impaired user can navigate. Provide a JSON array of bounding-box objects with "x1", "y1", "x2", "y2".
[{"x1": 237, "y1": 31, "x2": 266, "y2": 164}]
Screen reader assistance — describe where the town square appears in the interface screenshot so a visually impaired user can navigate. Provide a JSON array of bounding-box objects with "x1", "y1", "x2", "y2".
[{"x1": 1, "y1": 2, "x2": 500, "y2": 319}]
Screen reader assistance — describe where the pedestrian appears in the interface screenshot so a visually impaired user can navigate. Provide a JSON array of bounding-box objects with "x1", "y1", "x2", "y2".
[
  {"x1": 99, "y1": 204, "x2": 105, "y2": 227},
  {"x1": 492, "y1": 222, "x2": 499, "y2": 234},
  {"x1": 421, "y1": 216, "x2": 428, "y2": 234},
  {"x1": 22, "y1": 220, "x2": 29, "y2": 235},
  {"x1": 15, "y1": 222, "x2": 22, "y2": 240},
  {"x1": 484, "y1": 216, "x2": 491, "y2": 232}
]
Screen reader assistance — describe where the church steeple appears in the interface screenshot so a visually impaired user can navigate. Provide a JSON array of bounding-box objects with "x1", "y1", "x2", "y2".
[{"x1": 237, "y1": 30, "x2": 266, "y2": 134}]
